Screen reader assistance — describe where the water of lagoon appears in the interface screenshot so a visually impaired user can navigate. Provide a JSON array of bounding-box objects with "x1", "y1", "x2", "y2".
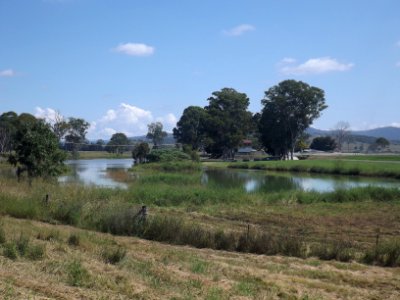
[{"x1": 59, "y1": 159, "x2": 400, "y2": 192}]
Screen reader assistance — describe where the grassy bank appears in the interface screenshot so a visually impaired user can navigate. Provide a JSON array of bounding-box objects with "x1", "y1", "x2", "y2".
[
  {"x1": 69, "y1": 151, "x2": 132, "y2": 160},
  {"x1": 2, "y1": 216, "x2": 399, "y2": 299},
  {"x1": 226, "y1": 159, "x2": 400, "y2": 179},
  {"x1": 1, "y1": 161, "x2": 400, "y2": 267}
]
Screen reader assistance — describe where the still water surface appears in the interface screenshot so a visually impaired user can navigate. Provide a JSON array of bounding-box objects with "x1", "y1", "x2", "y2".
[{"x1": 59, "y1": 159, "x2": 400, "y2": 192}]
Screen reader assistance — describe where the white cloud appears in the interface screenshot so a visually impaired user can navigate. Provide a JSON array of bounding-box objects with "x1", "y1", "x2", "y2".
[
  {"x1": 34, "y1": 103, "x2": 177, "y2": 140},
  {"x1": 223, "y1": 24, "x2": 255, "y2": 36},
  {"x1": 113, "y1": 43, "x2": 155, "y2": 56},
  {"x1": 35, "y1": 107, "x2": 60, "y2": 123},
  {"x1": 279, "y1": 57, "x2": 354, "y2": 75},
  {"x1": 396, "y1": 61, "x2": 400, "y2": 67},
  {"x1": 0, "y1": 69, "x2": 16, "y2": 77},
  {"x1": 88, "y1": 103, "x2": 177, "y2": 140}
]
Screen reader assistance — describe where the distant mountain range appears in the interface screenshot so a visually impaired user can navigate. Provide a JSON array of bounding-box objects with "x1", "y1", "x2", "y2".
[
  {"x1": 129, "y1": 133, "x2": 176, "y2": 144},
  {"x1": 306, "y1": 126, "x2": 400, "y2": 143}
]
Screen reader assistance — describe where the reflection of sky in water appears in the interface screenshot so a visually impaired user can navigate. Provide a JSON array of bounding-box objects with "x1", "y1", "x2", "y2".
[
  {"x1": 59, "y1": 159, "x2": 133, "y2": 189},
  {"x1": 204, "y1": 169, "x2": 400, "y2": 193}
]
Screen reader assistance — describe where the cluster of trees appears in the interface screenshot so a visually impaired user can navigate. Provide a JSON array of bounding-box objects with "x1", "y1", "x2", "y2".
[
  {"x1": 173, "y1": 80, "x2": 327, "y2": 159},
  {"x1": 0, "y1": 112, "x2": 66, "y2": 179}
]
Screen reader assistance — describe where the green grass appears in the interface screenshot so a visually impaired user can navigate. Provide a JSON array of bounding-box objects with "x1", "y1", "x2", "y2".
[
  {"x1": 1, "y1": 160, "x2": 400, "y2": 267},
  {"x1": 226, "y1": 159, "x2": 400, "y2": 179}
]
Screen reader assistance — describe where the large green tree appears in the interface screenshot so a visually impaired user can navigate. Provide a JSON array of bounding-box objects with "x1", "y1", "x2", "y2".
[
  {"x1": 173, "y1": 106, "x2": 207, "y2": 150},
  {"x1": 106, "y1": 132, "x2": 130, "y2": 154},
  {"x1": 204, "y1": 88, "x2": 253, "y2": 158},
  {"x1": 8, "y1": 120, "x2": 66, "y2": 180},
  {"x1": 259, "y1": 80, "x2": 327, "y2": 159},
  {"x1": 147, "y1": 122, "x2": 167, "y2": 147}
]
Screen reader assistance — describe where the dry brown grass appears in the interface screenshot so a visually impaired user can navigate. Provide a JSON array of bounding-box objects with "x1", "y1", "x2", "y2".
[{"x1": 0, "y1": 216, "x2": 399, "y2": 299}]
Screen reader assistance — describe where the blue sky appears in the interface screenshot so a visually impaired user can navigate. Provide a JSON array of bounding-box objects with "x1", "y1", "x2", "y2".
[{"x1": 1, "y1": 0, "x2": 400, "y2": 139}]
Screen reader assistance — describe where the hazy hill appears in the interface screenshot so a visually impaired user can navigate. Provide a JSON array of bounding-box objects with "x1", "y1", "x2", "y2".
[{"x1": 307, "y1": 126, "x2": 400, "y2": 143}]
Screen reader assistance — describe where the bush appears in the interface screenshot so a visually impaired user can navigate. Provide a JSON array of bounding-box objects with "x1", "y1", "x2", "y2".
[{"x1": 146, "y1": 148, "x2": 191, "y2": 163}]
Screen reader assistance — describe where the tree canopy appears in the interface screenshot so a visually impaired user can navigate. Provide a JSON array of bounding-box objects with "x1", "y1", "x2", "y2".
[
  {"x1": 259, "y1": 80, "x2": 327, "y2": 159},
  {"x1": 106, "y1": 132, "x2": 130, "y2": 154},
  {"x1": 147, "y1": 122, "x2": 167, "y2": 147},
  {"x1": 64, "y1": 118, "x2": 90, "y2": 153},
  {"x1": 310, "y1": 136, "x2": 336, "y2": 151},
  {"x1": 173, "y1": 106, "x2": 207, "y2": 150},
  {"x1": 8, "y1": 120, "x2": 66, "y2": 179},
  {"x1": 132, "y1": 142, "x2": 150, "y2": 164},
  {"x1": 203, "y1": 88, "x2": 253, "y2": 158}
]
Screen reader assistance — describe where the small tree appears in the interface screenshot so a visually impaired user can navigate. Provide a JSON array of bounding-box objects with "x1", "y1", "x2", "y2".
[
  {"x1": 64, "y1": 118, "x2": 90, "y2": 157},
  {"x1": 310, "y1": 136, "x2": 336, "y2": 151},
  {"x1": 106, "y1": 133, "x2": 130, "y2": 154},
  {"x1": 8, "y1": 120, "x2": 66, "y2": 180},
  {"x1": 132, "y1": 142, "x2": 150, "y2": 164},
  {"x1": 147, "y1": 122, "x2": 167, "y2": 147},
  {"x1": 333, "y1": 121, "x2": 351, "y2": 152}
]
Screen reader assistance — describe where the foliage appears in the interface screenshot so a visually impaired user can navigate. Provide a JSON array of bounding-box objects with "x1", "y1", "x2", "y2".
[
  {"x1": 106, "y1": 132, "x2": 130, "y2": 154},
  {"x1": 310, "y1": 136, "x2": 337, "y2": 151},
  {"x1": 147, "y1": 122, "x2": 167, "y2": 147},
  {"x1": 8, "y1": 120, "x2": 67, "y2": 179},
  {"x1": 173, "y1": 106, "x2": 208, "y2": 150},
  {"x1": 132, "y1": 142, "x2": 150, "y2": 164},
  {"x1": 204, "y1": 88, "x2": 253, "y2": 159},
  {"x1": 146, "y1": 148, "x2": 191, "y2": 163},
  {"x1": 375, "y1": 137, "x2": 390, "y2": 149},
  {"x1": 64, "y1": 117, "x2": 90, "y2": 154},
  {"x1": 259, "y1": 80, "x2": 327, "y2": 159}
]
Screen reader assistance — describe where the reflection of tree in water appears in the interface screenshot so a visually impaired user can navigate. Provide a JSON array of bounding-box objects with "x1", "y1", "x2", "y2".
[{"x1": 203, "y1": 169, "x2": 300, "y2": 193}]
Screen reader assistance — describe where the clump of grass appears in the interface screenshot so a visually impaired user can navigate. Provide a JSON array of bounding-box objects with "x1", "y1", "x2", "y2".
[
  {"x1": 190, "y1": 258, "x2": 209, "y2": 274},
  {"x1": 363, "y1": 238, "x2": 400, "y2": 267},
  {"x1": 2, "y1": 242, "x2": 18, "y2": 260},
  {"x1": 36, "y1": 229, "x2": 60, "y2": 241},
  {"x1": 67, "y1": 233, "x2": 80, "y2": 246},
  {"x1": 66, "y1": 260, "x2": 91, "y2": 287},
  {"x1": 26, "y1": 243, "x2": 46, "y2": 260},
  {"x1": 100, "y1": 245, "x2": 127, "y2": 264},
  {"x1": 0, "y1": 225, "x2": 6, "y2": 244},
  {"x1": 310, "y1": 239, "x2": 356, "y2": 262},
  {"x1": 15, "y1": 234, "x2": 30, "y2": 256}
]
